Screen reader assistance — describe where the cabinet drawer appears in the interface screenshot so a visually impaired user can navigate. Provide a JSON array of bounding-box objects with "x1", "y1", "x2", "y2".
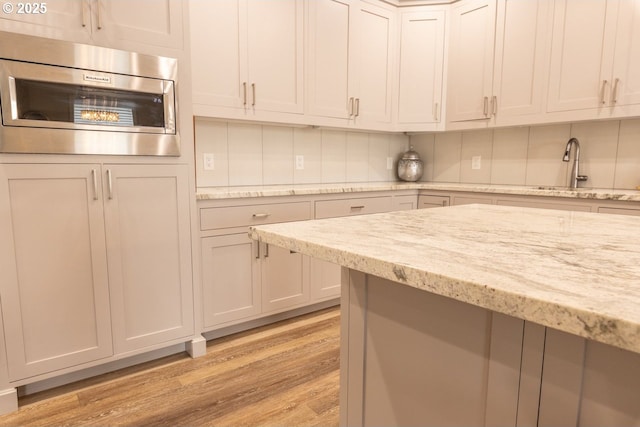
[
  {"x1": 200, "y1": 201, "x2": 312, "y2": 230},
  {"x1": 315, "y1": 196, "x2": 392, "y2": 219},
  {"x1": 418, "y1": 195, "x2": 449, "y2": 209}
]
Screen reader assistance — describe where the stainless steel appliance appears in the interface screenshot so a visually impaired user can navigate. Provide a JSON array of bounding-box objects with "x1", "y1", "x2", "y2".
[{"x1": 0, "y1": 31, "x2": 179, "y2": 156}]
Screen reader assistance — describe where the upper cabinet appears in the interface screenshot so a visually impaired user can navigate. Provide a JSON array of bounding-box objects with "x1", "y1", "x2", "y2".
[
  {"x1": 190, "y1": 0, "x2": 304, "y2": 118},
  {"x1": 306, "y1": 0, "x2": 396, "y2": 128},
  {"x1": 446, "y1": 0, "x2": 497, "y2": 123},
  {"x1": 446, "y1": 0, "x2": 551, "y2": 127},
  {"x1": 547, "y1": 0, "x2": 640, "y2": 116},
  {"x1": 396, "y1": 9, "x2": 446, "y2": 129},
  {"x1": 0, "y1": 0, "x2": 184, "y2": 53}
]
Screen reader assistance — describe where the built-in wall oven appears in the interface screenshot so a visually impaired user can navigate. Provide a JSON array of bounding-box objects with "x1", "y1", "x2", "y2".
[{"x1": 0, "y1": 31, "x2": 179, "y2": 156}]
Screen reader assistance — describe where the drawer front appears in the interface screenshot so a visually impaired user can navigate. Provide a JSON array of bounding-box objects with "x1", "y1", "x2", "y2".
[
  {"x1": 315, "y1": 196, "x2": 392, "y2": 219},
  {"x1": 200, "y1": 201, "x2": 312, "y2": 230},
  {"x1": 418, "y1": 195, "x2": 449, "y2": 209}
]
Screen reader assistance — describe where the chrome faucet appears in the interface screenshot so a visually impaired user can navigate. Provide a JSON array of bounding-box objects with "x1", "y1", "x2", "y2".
[{"x1": 562, "y1": 137, "x2": 588, "y2": 189}]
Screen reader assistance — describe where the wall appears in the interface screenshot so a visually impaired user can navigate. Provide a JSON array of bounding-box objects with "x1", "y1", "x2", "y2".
[
  {"x1": 410, "y1": 119, "x2": 640, "y2": 190},
  {"x1": 195, "y1": 118, "x2": 409, "y2": 187}
]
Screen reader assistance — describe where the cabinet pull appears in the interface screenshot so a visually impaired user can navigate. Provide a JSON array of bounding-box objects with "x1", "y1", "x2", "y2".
[
  {"x1": 265, "y1": 243, "x2": 269, "y2": 258},
  {"x1": 350, "y1": 205, "x2": 365, "y2": 210},
  {"x1": 483, "y1": 96, "x2": 489, "y2": 116},
  {"x1": 601, "y1": 80, "x2": 608, "y2": 105},
  {"x1": 612, "y1": 78, "x2": 620, "y2": 104},
  {"x1": 252, "y1": 213, "x2": 270, "y2": 219},
  {"x1": 243, "y1": 82, "x2": 247, "y2": 106},
  {"x1": 251, "y1": 83, "x2": 256, "y2": 106},
  {"x1": 96, "y1": 0, "x2": 103, "y2": 30},
  {"x1": 106, "y1": 169, "x2": 113, "y2": 200},
  {"x1": 255, "y1": 242, "x2": 260, "y2": 259},
  {"x1": 348, "y1": 97, "x2": 354, "y2": 116},
  {"x1": 81, "y1": 0, "x2": 88, "y2": 27},
  {"x1": 91, "y1": 169, "x2": 98, "y2": 200},
  {"x1": 492, "y1": 96, "x2": 497, "y2": 115},
  {"x1": 434, "y1": 102, "x2": 439, "y2": 121},
  {"x1": 355, "y1": 98, "x2": 360, "y2": 117}
]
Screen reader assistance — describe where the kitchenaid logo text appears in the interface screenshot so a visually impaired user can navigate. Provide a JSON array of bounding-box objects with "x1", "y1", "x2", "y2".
[{"x1": 83, "y1": 74, "x2": 112, "y2": 84}]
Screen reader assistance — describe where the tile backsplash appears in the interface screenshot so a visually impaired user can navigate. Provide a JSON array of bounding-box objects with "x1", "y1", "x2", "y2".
[
  {"x1": 195, "y1": 118, "x2": 640, "y2": 190},
  {"x1": 195, "y1": 119, "x2": 409, "y2": 187},
  {"x1": 411, "y1": 118, "x2": 640, "y2": 190}
]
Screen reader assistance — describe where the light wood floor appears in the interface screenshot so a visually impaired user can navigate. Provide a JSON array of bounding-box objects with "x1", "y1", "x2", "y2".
[{"x1": 0, "y1": 306, "x2": 340, "y2": 427}]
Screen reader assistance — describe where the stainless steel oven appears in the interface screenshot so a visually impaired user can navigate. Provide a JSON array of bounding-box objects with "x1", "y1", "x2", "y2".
[{"x1": 0, "y1": 31, "x2": 180, "y2": 156}]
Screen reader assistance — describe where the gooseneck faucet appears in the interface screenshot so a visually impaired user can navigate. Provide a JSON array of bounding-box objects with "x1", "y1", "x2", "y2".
[{"x1": 562, "y1": 137, "x2": 588, "y2": 189}]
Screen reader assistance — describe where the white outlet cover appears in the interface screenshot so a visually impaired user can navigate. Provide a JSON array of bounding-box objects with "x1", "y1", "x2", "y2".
[
  {"x1": 295, "y1": 155, "x2": 304, "y2": 170},
  {"x1": 471, "y1": 155, "x2": 481, "y2": 170},
  {"x1": 386, "y1": 157, "x2": 393, "y2": 170},
  {"x1": 203, "y1": 153, "x2": 214, "y2": 171}
]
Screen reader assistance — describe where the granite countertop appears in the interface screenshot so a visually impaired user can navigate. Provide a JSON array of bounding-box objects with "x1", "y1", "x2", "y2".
[
  {"x1": 197, "y1": 182, "x2": 640, "y2": 201},
  {"x1": 249, "y1": 204, "x2": 640, "y2": 354}
]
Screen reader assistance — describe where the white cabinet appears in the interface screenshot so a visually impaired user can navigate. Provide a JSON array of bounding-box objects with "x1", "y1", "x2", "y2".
[
  {"x1": 448, "y1": 0, "x2": 551, "y2": 127},
  {"x1": 547, "y1": 0, "x2": 640, "y2": 115},
  {"x1": 0, "y1": 0, "x2": 183, "y2": 52},
  {"x1": 190, "y1": 0, "x2": 304, "y2": 117},
  {"x1": 306, "y1": 0, "x2": 395, "y2": 127},
  {"x1": 199, "y1": 200, "x2": 312, "y2": 329},
  {"x1": 491, "y1": 0, "x2": 551, "y2": 125},
  {"x1": 103, "y1": 164, "x2": 194, "y2": 354},
  {"x1": 447, "y1": 0, "x2": 497, "y2": 123},
  {"x1": 397, "y1": 9, "x2": 446, "y2": 128},
  {"x1": 0, "y1": 163, "x2": 193, "y2": 380}
]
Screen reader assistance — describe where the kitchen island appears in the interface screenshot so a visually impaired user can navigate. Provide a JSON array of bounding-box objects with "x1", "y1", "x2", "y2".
[{"x1": 249, "y1": 204, "x2": 640, "y2": 426}]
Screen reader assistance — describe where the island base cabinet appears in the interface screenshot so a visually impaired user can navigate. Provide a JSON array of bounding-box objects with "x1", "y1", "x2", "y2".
[
  {"x1": 340, "y1": 268, "x2": 640, "y2": 427},
  {"x1": 340, "y1": 269, "x2": 524, "y2": 427}
]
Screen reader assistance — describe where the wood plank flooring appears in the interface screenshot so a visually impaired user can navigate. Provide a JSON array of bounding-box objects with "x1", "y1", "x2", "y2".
[{"x1": 0, "y1": 306, "x2": 340, "y2": 427}]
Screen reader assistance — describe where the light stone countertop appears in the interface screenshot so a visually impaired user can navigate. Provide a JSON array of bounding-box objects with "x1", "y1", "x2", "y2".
[
  {"x1": 197, "y1": 182, "x2": 640, "y2": 201},
  {"x1": 249, "y1": 204, "x2": 640, "y2": 354}
]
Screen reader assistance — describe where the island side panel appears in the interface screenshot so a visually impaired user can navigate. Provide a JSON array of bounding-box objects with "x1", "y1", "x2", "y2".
[{"x1": 340, "y1": 270, "x2": 524, "y2": 427}]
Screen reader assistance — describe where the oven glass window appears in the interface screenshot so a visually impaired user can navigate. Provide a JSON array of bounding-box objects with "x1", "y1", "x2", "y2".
[{"x1": 13, "y1": 79, "x2": 165, "y2": 128}]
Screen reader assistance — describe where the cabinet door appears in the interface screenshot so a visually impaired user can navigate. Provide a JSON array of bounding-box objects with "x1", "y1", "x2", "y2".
[
  {"x1": 246, "y1": 0, "x2": 304, "y2": 114},
  {"x1": 0, "y1": 0, "x2": 91, "y2": 43},
  {"x1": 261, "y1": 244, "x2": 310, "y2": 313},
  {"x1": 306, "y1": 0, "x2": 355, "y2": 119},
  {"x1": 0, "y1": 164, "x2": 113, "y2": 380},
  {"x1": 90, "y1": 0, "x2": 184, "y2": 50},
  {"x1": 352, "y1": 1, "x2": 395, "y2": 124},
  {"x1": 447, "y1": 0, "x2": 497, "y2": 122},
  {"x1": 611, "y1": 0, "x2": 640, "y2": 108},
  {"x1": 310, "y1": 260, "x2": 342, "y2": 301},
  {"x1": 492, "y1": 0, "x2": 551, "y2": 123},
  {"x1": 547, "y1": 0, "x2": 616, "y2": 112},
  {"x1": 190, "y1": 0, "x2": 248, "y2": 109},
  {"x1": 201, "y1": 234, "x2": 261, "y2": 328},
  {"x1": 397, "y1": 10, "x2": 445, "y2": 124},
  {"x1": 103, "y1": 164, "x2": 194, "y2": 354}
]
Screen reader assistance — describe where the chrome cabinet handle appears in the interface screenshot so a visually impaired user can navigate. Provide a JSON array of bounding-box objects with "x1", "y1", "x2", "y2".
[
  {"x1": 264, "y1": 243, "x2": 269, "y2": 258},
  {"x1": 434, "y1": 102, "x2": 439, "y2": 121},
  {"x1": 601, "y1": 80, "x2": 608, "y2": 105},
  {"x1": 251, "y1": 83, "x2": 256, "y2": 106},
  {"x1": 243, "y1": 82, "x2": 247, "y2": 106},
  {"x1": 255, "y1": 242, "x2": 260, "y2": 259},
  {"x1": 81, "y1": 0, "x2": 88, "y2": 27},
  {"x1": 252, "y1": 213, "x2": 270, "y2": 219},
  {"x1": 492, "y1": 95, "x2": 497, "y2": 115},
  {"x1": 106, "y1": 169, "x2": 113, "y2": 200},
  {"x1": 348, "y1": 97, "x2": 354, "y2": 116},
  {"x1": 355, "y1": 98, "x2": 360, "y2": 117},
  {"x1": 96, "y1": 0, "x2": 103, "y2": 30},
  {"x1": 350, "y1": 205, "x2": 365, "y2": 210},
  {"x1": 483, "y1": 96, "x2": 489, "y2": 116},
  {"x1": 612, "y1": 78, "x2": 620, "y2": 104},
  {"x1": 91, "y1": 169, "x2": 98, "y2": 200}
]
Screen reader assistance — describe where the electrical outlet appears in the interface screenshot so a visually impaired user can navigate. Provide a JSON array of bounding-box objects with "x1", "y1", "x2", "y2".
[
  {"x1": 203, "y1": 153, "x2": 215, "y2": 171},
  {"x1": 471, "y1": 155, "x2": 481, "y2": 170},
  {"x1": 386, "y1": 157, "x2": 393, "y2": 170},
  {"x1": 295, "y1": 155, "x2": 304, "y2": 170}
]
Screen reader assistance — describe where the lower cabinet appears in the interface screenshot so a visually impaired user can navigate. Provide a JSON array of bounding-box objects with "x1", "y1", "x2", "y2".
[
  {"x1": 0, "y1": 163, "x2": 194, "y2": 381},
  {"x1": 199, "y1": 200, "x2": 313, "y2": 330}
]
